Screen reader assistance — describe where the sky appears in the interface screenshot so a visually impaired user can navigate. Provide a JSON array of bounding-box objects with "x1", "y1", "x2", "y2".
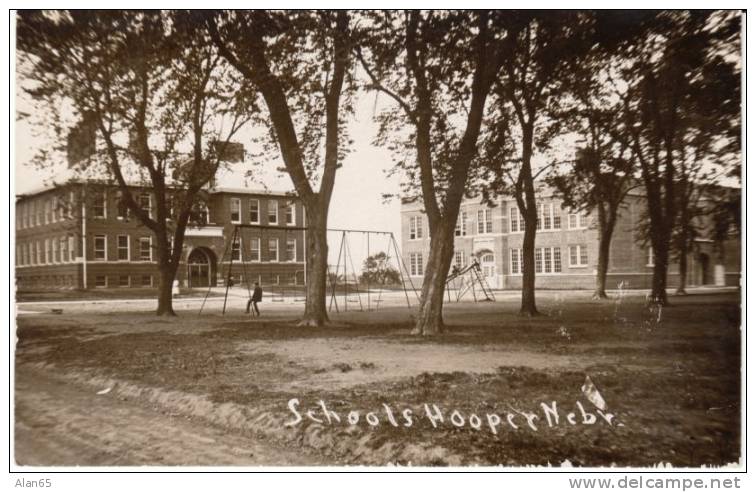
[{"x1": 14, "y1": 87, "x2": 406, "y2": 270}]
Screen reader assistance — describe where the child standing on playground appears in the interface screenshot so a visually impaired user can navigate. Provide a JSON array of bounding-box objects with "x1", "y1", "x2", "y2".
[{"x1": 246, "y1": 282, "x2": 263, "y2": 317}]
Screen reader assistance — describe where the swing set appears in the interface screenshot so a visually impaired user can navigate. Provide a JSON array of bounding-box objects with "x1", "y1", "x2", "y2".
[
  {"x1": 198, "y1": 225, "x2": 420, "y2": 315},
  {"x1": 327, "y1": 229, "x2": 420, "y2": 313}
]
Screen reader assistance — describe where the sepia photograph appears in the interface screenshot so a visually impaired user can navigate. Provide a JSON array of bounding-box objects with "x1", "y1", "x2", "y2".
[{"x1": 9, "y1": 6, "x2": 745, "y2": 478}]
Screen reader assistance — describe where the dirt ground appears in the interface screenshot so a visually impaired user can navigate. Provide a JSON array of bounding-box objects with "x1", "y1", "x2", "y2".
[
  {"x1": 14, "y1": 290, "x2": 742, "y2": 467},
  {"x1": 15, "y1": 368, "x2": 322, "y2": 466}
]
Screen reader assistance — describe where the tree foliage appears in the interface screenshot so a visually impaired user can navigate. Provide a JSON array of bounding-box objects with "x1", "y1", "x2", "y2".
[
  {"x1": 360, "y1": 252, "x2": 401, "y2": 286},
  {"x1": 17, "y1": 10, "x2": 254, "y2": 314}
]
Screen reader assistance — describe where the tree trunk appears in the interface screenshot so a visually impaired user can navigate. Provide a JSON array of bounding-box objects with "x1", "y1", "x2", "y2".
[
  {"x1": 594, "y1": 230, "x2": 611, "y2": 300},
  {"x1": 518, "y1": 125, "x2": 539, "y2": 317},
  {"x1": 156, "y1": 264, "x2": 177, "y2": 316},
  {"x1": 676, "y1": 252, "x2": 688, "y2": 295},
  {"x1": 649, "y1": 238, "x2": 670, "y2": 306},
  {"x1": 413, "y1": 220, "x2": 456, "y2": 335},
  {"x1": 593, "y1": 211, "x2": 616, "y2": 300},
  {"x1": 300, "y1": 211, "x2": 329, "y2": 327},
  {"x1": 520, "y1": 211, "x2": 538, "y2": 315}
]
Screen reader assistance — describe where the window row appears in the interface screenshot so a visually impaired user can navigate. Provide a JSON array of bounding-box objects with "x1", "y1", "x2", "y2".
[
  {"x1": 17, "y1": 274, "x2": 78, "y2": 289},
  {"x1": 17, "y1": 192, "x2": 77, "y2": 229},
  {"x1": 93, "y1": 235, "x2": 155, "y2": 262},
  {"x1": 510, "y1": 244, "x2": 590, "y2": 275},
  {"x1": 409, "y1": 205, "x2": 589, "y2": 239},
  {"x1": 229, "y1": 198, "x2": 296, "y2": 226},
  {"x1": 509, "y1": 205, "x2": 587, "y2": 233},
  {"x1": 16, "y1": 236, "x2": 77, "y2": 266},
  {"x1": 91, "y1": 191, "x2": 153, "y2": 220},
  {"x1": 94, "y1": 274, "x2": 154, "y2": 288},
  {"x1": 229, "y1": 237, "x2": 299, "y2": 263},
  {"x1": 229, "y1": 273, "x2": 301, "y2": 286}
]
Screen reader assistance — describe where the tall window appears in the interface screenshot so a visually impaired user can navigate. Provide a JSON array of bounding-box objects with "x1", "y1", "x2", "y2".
[
  {"x1": 36, "y1": 200, "x2": 43, "y2": 225},
  {"x1": 139, "y1": 193, "x2": 152, "y2": 218},
  {"x1": 568, "y1": 244, "x2": 589, "y2": 267},
  {"x1": 544, "y1": 248, "x2": 553, "y2": 273},
  {"x1": 94, "y1": 235, "x2": 107, "y2": 261},
  {"x1": 286, "y1": 203, "x2": 296, "y2": 225},
  {"x1": 454, "y1": 250, "x2": 466, "y2": 269},
  {"x1": 44, "y1": 199, "x2": 51, "y2": 224},
  {"x1": 139, "y1": 237, "x2": 152, "y2": 261},
  {"x1": 250, "y1": 237, "x2": 261, "y2": 262},
  {"x1": 475, "y1": 209, "x2": 492, "y2": 234},
  {"x1": 286, "y1": 238, "x2": 297, "y2": 262},
  {"x1": 58, "y1": 236, "x2": 68, "y2": 263},
  {"x1": 231, "y1": 237, "x2": 242, "y2": 261},
  {"x1": 249, "y1": 199, "x2": 260, "y2": 224},
  {"x1": 647, "y1": 247, "x2": 655, "y2": 267},
  {"x1": 68, "y1": 234, "x2": 75, "y2": 261},
  {"x1": 52, "y1": 237, "x2": 59, "y2": 262},
  {"x1": 410, "y1": 253, "x2": 423, "y2": 276},
  {"x1": 230, "y1": 197, "x2": 241, "y2": 223},
  {"x1": 190, "y1": 202, "x2": 209, "y2": 224},
  {"x1": 409, "y1": 216, "x2": 423, "y2": 240},
  {"x1": 116, "y1": 192, "x2": 129, "y2": 219},
  {"x1": 510, "y1": 248, "x2": 523, "y2": 274},
  {"x1": 268, "y1": 200, "x2": 278, "y2": 225},
  {"x1": 536, "y1": 203, "x2": 562, "y2": 231},
  {"x1": 455, "y1": 211, "x2": 468, "y2": 237},
  {"x1": 93, "y1": 192, "x2": 106, "y2": 219},
  {"x1": 117, "y1": 235, "x2": 130, "y2": 261},
  {"x1": 509, "y1": 207, "x2": 524, "y2": 233},
  {"x1": 36, "y1": 241, "x2": 42, "y2": 264},
  {"x1": 51, "y1": 197, "x2": 58, "y2": 222},
  {"x1": 534, "y1": 247, "x2": 561, "y2": 273},
  {"x1": 568, "y1": 212, "x2": 588, "y2": 230},
  {"x1": 553, "y1": 206, "x2": 562, "y2": 229},
  {"x1": 268, "y1": 238, "x2": 279, "y2": 262}
]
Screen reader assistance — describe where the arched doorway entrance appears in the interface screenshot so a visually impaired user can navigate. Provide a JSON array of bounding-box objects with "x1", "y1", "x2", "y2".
[
  {"x1": 476, "y1": 249, "x2": 497, "y2": 286},
  {"x1": 187, "y1": 247, "x2": 216, "y2": 288}
]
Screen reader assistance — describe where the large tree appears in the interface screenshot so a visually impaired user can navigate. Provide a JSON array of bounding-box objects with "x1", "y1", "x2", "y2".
[
  {"x1": 548, "y1": 65, "x2": 637, "y2": 300},
  {"x1": 204, "y1": 10, "x2": 355, "y2": 327},
  {"x1": 672, "y1": 27, "x2": 741, "y2": 294},
  {"x1": 483, "y1": 12, "x2": 597, "y2": 315},
  {"x1": 356, "y1": 10, "x2": 510, "y2": 335},
  {"x1": 17, "y1": 10, "x2": 251, "y2": 315},
  {"x1": 611, "y1": 10, "x2": 740, "y2": 305}
]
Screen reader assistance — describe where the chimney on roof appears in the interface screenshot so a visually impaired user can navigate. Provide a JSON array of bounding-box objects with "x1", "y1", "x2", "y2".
[{"x1": 212, "y1": 141, "x2": 245, "y2": 163}]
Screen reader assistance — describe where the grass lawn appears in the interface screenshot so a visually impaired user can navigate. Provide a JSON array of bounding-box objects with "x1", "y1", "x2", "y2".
[{"x1": 15, "y1": 291, "x2": 741, "y2": 466}]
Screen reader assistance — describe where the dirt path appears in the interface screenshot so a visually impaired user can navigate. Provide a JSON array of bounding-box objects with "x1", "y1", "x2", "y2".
[{"x1": 14, "y1": 368, "x2": 322, "y2": 466}]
